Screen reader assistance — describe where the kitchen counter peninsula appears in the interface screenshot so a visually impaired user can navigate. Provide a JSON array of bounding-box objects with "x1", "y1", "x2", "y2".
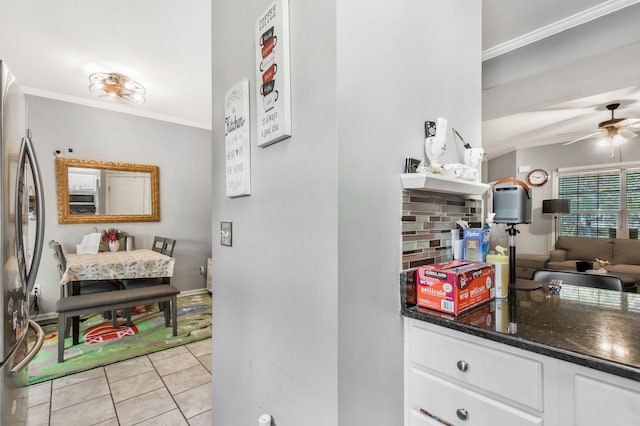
[{"x1": 401, "y1": 273, "x2": 640, "y2": 381}]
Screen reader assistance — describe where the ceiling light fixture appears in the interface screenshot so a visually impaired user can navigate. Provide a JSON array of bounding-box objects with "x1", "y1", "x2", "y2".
[
  {"x1": 598, "y1": 127, "x2": 637, "y2": 157},
  {"x1": 89, "y1": 72, "x2": 146, "y2": 105}
]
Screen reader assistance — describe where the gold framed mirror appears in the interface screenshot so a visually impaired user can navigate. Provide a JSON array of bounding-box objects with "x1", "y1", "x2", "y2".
[{"x1": 56, "y1": 157, "x2": 160, "y2": 224}]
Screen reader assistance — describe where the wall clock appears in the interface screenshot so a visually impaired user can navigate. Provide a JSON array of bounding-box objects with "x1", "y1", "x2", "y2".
[{"x1": 526, "y1": 169, "x2": 549, "y2": 187}]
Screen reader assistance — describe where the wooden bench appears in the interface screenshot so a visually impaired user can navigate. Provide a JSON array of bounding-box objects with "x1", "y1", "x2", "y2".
[{"x1": 56, "y1": 284, "x2": 180, "y2": 362}]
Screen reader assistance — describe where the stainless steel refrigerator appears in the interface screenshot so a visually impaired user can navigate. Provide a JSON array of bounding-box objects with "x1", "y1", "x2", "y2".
[{"x1": 1, "y1": 60, "x2": 45, "y2": 424}]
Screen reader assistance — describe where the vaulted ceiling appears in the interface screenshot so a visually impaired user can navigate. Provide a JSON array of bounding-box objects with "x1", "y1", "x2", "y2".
[{"x1": 482, "y1": 0, "x2": 640, "y2": 158}]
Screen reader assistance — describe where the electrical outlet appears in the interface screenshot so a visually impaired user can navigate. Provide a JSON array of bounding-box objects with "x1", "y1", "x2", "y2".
[
  {"x1": 199, "y1": 266, "x2": 205, "y2": 275},
  {"x1": 32, "y1": 283, "x2": 40, "y2": 295}
]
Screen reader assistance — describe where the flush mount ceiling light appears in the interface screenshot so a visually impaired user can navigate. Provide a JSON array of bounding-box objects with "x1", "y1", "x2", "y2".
[{"x1": 89, "y1": 72, "x2": 146, "y2": 105}]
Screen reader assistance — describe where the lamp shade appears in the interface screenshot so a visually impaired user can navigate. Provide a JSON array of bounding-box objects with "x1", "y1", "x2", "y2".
[{"x1": 542, "y1": 199, "x2": 570, "y2": 214}]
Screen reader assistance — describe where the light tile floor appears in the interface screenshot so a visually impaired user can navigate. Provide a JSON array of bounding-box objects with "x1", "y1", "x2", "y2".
[{"x1": 26, "y1": 338, "x2": 212, "y2": 426}]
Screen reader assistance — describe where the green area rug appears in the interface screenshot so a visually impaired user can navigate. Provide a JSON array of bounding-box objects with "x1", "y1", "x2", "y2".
[{"x1": 28, "y1": 293, "x2": 212, "y2": 385}]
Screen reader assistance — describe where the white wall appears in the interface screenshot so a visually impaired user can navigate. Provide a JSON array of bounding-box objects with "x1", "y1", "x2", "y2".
[
  {"x1": 487, "y1": 150, "x2": 516, "y2": 182},
  {"x1": 211, "y1": 1, "x2": 339, "y2": 424},
  {"x1": 336, "y1": 1, "x2": 481, "y2": 424},
  {"x1": 27, "y1": 96, "x2": 213, "y2": 315},
  {"x1": 211, "y1": 1, "x2": 481, "y2": 424}
]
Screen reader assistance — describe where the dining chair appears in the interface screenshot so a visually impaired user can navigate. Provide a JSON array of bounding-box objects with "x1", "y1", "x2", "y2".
[
  {"x1": 50, "y1": 240, "x2": 122, "y2": 345},
  {"x1": 121, "y1": 237, "x2": 175, "y2": 288},
  {"x1": 162, "y1": 238, "x2": 176, "y2": 257},
  {"x1": 532, "y1": 269, "x2": 624, "y2": 291},
  {"x1": 152, "y1": 236, "x2": 166, "y2": 253}
]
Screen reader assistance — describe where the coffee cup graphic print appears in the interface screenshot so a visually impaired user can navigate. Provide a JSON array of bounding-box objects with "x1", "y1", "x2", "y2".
[
  {"x1": 259, "y1": 26, "x2": 278, "y2": 112},
  {"x1": 255, "y1": 0, "x2": 292, "y2": 147}
]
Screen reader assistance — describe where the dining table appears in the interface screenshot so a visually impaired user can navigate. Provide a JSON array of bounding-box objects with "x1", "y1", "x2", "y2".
[
  {"x1": 60, "y1": 248, "x2": 175, "y2": 296},
  {"x1": 58, "y1": 248, "x2": 176, "y2": 346}
]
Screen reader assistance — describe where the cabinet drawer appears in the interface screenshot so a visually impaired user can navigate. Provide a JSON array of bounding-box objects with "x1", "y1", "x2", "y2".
[
  {"x1": 408, "y1": 408, "x2": 446, "y2": 426},
  {"x1": 409, "y1": 368, "x2": 542, "y2": 426},
  {"x1": 409, "y1": 322, "x2": 543, "y2": 411}
]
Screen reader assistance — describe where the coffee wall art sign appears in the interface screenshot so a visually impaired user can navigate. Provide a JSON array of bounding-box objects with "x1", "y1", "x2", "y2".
[
  {"x1": 224, "y1": 79, "x2": 251, "y2": 197},
  {"x1": 255, "y1": 0, "x2": 292, "y2": 147}
]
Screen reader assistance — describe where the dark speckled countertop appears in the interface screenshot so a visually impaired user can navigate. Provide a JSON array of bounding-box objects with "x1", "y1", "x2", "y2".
[{"x1": 401, "y1": 273, "x2": 640, "y2": 381}]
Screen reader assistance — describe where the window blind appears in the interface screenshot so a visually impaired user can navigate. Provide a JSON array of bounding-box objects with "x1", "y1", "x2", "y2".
[
  {"x1": 558, "y1": 172, "x2": 620, "y2": 238},
  {"x1": 626, "y1": 170, "x2": 640, "y2": 239},
  {"x1": 557, "y1": 167, "x2": 640, "y2": 239}
]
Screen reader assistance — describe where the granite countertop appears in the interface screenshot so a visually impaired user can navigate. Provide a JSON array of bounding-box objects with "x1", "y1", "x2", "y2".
[{"x1": 401, "y1": 273, "x2": 640, "y2": 381}]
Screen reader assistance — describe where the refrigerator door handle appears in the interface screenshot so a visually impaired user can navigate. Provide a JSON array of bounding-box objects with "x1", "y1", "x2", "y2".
[
  {"x1": 8, "y1": 320, "x2": 44, "y2": 377},
  {"x1": 15, "y1": 132, "x2": 46, "y2": 292}
]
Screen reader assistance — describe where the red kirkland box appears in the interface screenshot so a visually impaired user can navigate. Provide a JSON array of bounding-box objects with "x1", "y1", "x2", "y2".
[{"x1": 417, "y1": 260, "x2": 495, "y2": 315}]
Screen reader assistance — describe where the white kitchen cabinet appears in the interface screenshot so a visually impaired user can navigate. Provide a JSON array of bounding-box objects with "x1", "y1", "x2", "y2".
[
  {"x1": 406, "y1": 319, "x2": 550, "y2": 425},
  {"x1": 407, "y1": 408, "x2": 446, "y2": 426},
  {"x1": 557, "y1": 360, "x2": 640, "y2": 425},
  {"x1": 409, "y1": 368, "x2": 542, "y2": 425},
  {"x1": 409, "y1": 322, "x2": 544, "y2": 411},
  {"x1": 68, "y1": 171, "x2": 98, "y2": 191},
  {"x1": 405, "y1": 318, "x2": 640, "y2": 426}
]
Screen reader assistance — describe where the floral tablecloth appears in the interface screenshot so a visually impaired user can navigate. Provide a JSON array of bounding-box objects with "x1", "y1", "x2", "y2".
[{"x1": 61, "y1": 249, "x2": 175, "y2": 284}]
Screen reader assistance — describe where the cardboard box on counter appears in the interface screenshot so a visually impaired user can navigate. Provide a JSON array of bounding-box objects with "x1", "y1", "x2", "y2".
[
  {"x1": 422, "y1": 299, "x2": 496, "y2": 329},
  {"x1": 417, "y1": 260, "x2": 495, "y2": 315},
  {"x1": 404, "y1": 269, "x2": 417, "y2": 306}
]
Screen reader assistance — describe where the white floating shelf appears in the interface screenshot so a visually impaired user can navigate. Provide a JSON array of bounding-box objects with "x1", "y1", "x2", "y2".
[{"x1": 401, "y1": 172, "x2": 490, "y2": 196}]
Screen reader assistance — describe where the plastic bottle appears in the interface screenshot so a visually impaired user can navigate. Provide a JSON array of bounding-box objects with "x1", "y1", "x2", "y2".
[
  {"x1": 486, "y1": 245, "x2": 509, "y2": 298},
  {"x1": 482, "y1": 222, "x2": 491, "y2": 261}
]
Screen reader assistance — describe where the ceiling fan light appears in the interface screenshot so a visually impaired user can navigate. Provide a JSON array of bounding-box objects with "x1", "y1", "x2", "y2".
[
  {"x1": 611, "y1": 133, "x2": 627, "y2": 147},
  {"x1": 598, "y1": 136, "x2": 612, "y2": 147}
]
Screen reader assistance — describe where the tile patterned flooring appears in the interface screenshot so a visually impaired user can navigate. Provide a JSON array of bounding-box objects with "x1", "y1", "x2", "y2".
[{"x1": 26, "y1": 338, "x2": 212, "y2": 426}]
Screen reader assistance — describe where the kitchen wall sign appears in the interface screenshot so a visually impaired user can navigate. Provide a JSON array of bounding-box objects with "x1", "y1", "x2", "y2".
[
  {"x1": 224, "y1": 79, "x2": 251, "y2": 197},
  {"x1": 255, "y1": 0, "x2": 292, "y2": 147}
]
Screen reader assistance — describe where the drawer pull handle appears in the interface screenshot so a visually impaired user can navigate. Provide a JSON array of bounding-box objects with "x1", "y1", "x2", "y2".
[
  {"x1": 456, "y1": 360, "x2": 469, "y2": 372},
  {"x1": 456, "y1": 408, "x2": 469, "y2": 421}
]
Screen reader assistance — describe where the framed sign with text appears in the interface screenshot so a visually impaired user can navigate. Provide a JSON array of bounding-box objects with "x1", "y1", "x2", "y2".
[
  {"x1": 255, "y1": 0, "x2": 292, "y2": 147},
  {"x1": 224, "y1": 79, "x2": 251, "y2": 197}
]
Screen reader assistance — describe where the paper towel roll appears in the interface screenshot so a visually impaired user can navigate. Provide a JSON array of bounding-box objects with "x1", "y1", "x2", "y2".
[
  {"x1": 258, "y1": 414, "x2": 272, "y2": 426},
  {"x1": 435, "y1": 117, "x2": 448, "y2": 140}
]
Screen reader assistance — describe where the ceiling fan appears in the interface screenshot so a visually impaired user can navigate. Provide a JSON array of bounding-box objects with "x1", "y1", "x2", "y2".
[{"x1": 563, "y1": 103, "x2": 640, "y2": 157}]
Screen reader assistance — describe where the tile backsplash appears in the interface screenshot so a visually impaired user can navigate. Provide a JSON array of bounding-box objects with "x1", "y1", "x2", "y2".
[{"x1": 402, "y1": 190, "x2": 482, "y2": 270}]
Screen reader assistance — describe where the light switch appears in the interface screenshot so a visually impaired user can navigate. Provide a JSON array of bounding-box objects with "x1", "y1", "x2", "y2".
[{"x1": 220, "y1": 222, "x2": 232, "y2": 246}]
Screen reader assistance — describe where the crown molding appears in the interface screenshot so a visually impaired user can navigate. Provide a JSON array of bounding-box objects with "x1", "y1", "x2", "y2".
[
  {"x1": 22, "y1": 86, "x2": 212, "y2": 130},
  {"x1": 482, "y1": 0, "x2": 640, "y2": 61}
]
